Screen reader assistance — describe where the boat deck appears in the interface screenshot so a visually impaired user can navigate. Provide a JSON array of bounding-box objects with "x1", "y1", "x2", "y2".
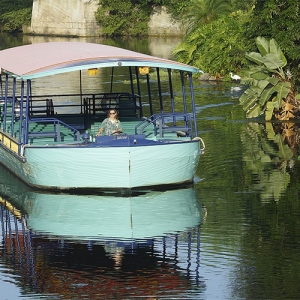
[
  {"x1": 0, "y1": 93, "x2": 195, "y2": 146},
  {"x1": 0, "y1": 115, "x2": 190, "y2": 146}
]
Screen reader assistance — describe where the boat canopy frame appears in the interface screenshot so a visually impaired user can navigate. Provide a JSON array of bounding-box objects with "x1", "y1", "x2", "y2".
[{"x1": 0, "y1": 42, "x2": 201, "y2": 156}]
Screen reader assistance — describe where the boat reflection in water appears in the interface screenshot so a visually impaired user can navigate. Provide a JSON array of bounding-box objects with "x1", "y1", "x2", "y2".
[{"x1": 0, "y1": 166, "x2": 204, "y2": 299}]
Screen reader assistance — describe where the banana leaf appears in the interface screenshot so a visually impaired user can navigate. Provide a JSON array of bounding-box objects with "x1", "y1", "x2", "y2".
[
  {"x1": 245, "y1": 52, "x2": 264, "y2": 66},
  {"x1": 256, "y1": 36, "x2": 269, "y2": 56},
  {"x1": 246, "y1": 103, "x2": 263, "y2": 118},
  {"x1": 242, "y1": 66, "x2": 266, "y2": 78},
  {"x1": 273, "y1": 81, "x2": 291, "y2": 100},
  {"x1": 259, "y1": 87, "x2": 275, "y2": 106},
  {"x1": 240, "y1": 86, "x2": 261, "y2": 111},
  {"x1": 267, "y1": 77, "x2": 279, "y2": 86},
  {"x1": 265, "y1": 68, "x2": 285, "y2": 78},
  {"x1": 251, "y1": 71, "x2": 269, "y2": 80},
  {"x1": 269, "y1": 38, "x2": 287, "y2": 66},
  {"x1": 273, "y1": 96, "x2": 282, "y2": 109},
  {"x1": 262, "y1": 53, "x2": 285, "y2": 69},
  {"x1": 257, "y1": 79, "x2": 270, "y2": 90}
]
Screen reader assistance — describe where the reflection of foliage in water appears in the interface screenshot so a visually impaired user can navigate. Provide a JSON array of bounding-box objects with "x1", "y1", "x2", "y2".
[
  {"x1": 272, "y1": 122, "x2": 300, "y2": 157},
  {"x1": 241, "y1": 122, "x2": 293, "y2": 202}
]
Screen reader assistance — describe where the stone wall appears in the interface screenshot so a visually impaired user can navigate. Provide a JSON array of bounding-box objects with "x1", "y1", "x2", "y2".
[
  {"x1": 25, "y1": 1, "x2": 184, "y2": 37},
  {"x1": 148, "y1": 6, "x2": 184, "y2": 36},
  {"x1": 27, "y1": 0, "x2": 101, "y2": 37}
]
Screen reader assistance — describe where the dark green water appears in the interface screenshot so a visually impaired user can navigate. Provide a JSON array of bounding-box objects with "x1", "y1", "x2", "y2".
[{"x1": 1, "y1": 33, "x2": 300, "y2": 299}]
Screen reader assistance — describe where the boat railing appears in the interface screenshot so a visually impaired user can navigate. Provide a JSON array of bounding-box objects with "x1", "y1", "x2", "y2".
[
  {"x1": 0, "y1": 97, "x2": 54, "y2": 117},
  {"x1": 28, "y1": 118, "x2": 81, "y2": 143},
  {"x1": 2, "y1": 92, "x2": 142, "y2": 119},
  {"x1": 135, "y1": 112, "x2": 194, "y2": 138},
  {"x1": 29, "y1": 98, "x2": 55, "y2": 117},
  {"x1": 83, "y1": 92, "x2": 142, "y2": 118}
]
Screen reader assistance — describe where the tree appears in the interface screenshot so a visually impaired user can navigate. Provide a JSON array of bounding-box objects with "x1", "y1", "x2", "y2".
[
  {"x1": 183, "y1": 0, "x2": 235, "y2": 34},
  {"x1": 0, "y1": 0, "x2": 32, "y2": 32},
  {"x1": 173, "y1": 0, "x2": 255, "y2": 76},
  {"x1": 173, "y1": 11, "x2": 250, "y2": 76},
  {"x1": 245, "y1": 0, "x2": 300, "y2": 88},
  {"x1": 239, "y1": 37, "x2": 300, "y2": 120}
]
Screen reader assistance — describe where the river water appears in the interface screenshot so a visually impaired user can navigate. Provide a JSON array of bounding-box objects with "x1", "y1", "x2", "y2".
[{"x1": 1, "y1": 33, "x2": 300, "y2": 299}]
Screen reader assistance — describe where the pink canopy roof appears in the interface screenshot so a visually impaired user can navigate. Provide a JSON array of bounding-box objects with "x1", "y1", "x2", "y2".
[{"x1": 0, "y1": 42, "x2": 199, "y2": 79}]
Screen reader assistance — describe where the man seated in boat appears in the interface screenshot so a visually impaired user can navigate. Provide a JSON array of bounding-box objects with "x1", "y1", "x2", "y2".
[{"x1": 96, "y1": 109, "x2": 123, "y2": 136}]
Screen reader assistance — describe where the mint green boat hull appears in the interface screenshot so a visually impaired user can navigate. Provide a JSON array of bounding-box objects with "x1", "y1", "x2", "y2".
[{"x1": 0, "y1": 140, "x2": 201, "y2": 190}]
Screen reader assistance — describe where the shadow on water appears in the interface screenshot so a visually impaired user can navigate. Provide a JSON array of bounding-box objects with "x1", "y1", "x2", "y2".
[{"x1": 0, "y1": 164, "x2": 205, "y2": 299}]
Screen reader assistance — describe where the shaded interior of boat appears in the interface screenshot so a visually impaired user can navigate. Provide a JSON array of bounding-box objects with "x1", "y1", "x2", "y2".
[{"x1": 0, "y1": 66, "x2": 200, "y2": 151}]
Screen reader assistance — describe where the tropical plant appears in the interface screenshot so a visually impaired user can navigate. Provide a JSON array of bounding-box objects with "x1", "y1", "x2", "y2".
[
  {"x1": 173, "y1": 11, "x2": 250, "y2": 76},
  {"x1": 239, "y1": 37, "x2": 300, "y2": 120},
  {"x1": 245, "y1": 0, "x2": 300, "y2": 89},
  {"x1": 183, "y1": 0, "x2": 234, "y2": 34}
]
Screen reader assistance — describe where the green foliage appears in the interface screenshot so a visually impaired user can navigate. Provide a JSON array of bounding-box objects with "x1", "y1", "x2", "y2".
[
  {"x1": 0, "y1": 0, "x2": 32, "y2": 15},
  {"x1": 173, "y1": 11, "x2": 250, "y2": 75},
  {"x1": 95, "y1": 0, "x2": 193, "y2": 36},
  {"x1": 0, "y1": 8, "x2": 32, "y2": 32},
  {"x1": 239, "y1": 37, "x2": 294, "y2": 120},
  {"x1": 163, "y1": 0, "x2": 192, "y2": 18},
  {"x1": 0, "y1": 0, "x2": 32, "y2": 32},
  {"x1": 95, "y1": 0, "x2": 153, "y2": 36},
  {"x1": 183, "y1": 0, "x2": 235, "y2": 33},
  {"x1": 245, "y1": 0, "x2": 300, "y2": 88}
]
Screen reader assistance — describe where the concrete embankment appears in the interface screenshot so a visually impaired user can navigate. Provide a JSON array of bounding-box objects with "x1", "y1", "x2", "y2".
[{"x1": 24, "y1": 1, "x2": 184, "y2": 37}]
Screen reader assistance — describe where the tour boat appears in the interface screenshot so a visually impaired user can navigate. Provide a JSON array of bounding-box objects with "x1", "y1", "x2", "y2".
[{"x1": 0, "y1": 42, "x2": 205, "y2": 191}]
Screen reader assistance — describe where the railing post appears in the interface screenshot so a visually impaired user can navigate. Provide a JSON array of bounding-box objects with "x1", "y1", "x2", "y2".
[{"x1": 56, "y1": 123, "x2": 61, "y2": 142}]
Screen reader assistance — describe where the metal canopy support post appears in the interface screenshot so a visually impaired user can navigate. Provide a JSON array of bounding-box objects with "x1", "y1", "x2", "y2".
[
  {"x1": 180, "y1": 71, "x2": 187, "y2": 114},
  {"x1": 189, "y1": 73, "x2": 198, "y2": 137},
  {"x1": 79, "y1": 70, "x2": 83, "y2": 114},
  {"x1": 10, "y1": 77, "x2": 17, "y2": 136},
  {"x1": 168, "y1": 69, "x2": 175, "y2": 113},
  {"x1": 24, "y1": 80, "x2": 31, "y2": 144},
  {"x1": 156, "y1": 68, "x2": 163, "y2": 112},
  {"x1": 110, "y1": 67, "x2": 114, "y2": 93},
  {"x1": 3, "y1": 74, "x2": 9, "y2": 131},
  {"x1": 146, "y1": 73, "x2": 153, "y2": 116},
  {"x1": 134, "y1": 67, "x2": 142, "y2": 118},
  {"x1": 19, "y1": 81, "x2": 25, "y2": 152},
  {"x1": 0, "y1": 74, "x2": 2, "y2": 97},
  {"x1": 129, "y1": 67, "x2": 135, "y2": 96},
  {"x1": 168, "y1": 69, "x2": 177, "y2": 126}
]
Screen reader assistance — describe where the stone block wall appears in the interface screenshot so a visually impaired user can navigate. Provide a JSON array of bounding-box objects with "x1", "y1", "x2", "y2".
[
  {"x1": 148, "y1": 6, "x2": 184, "y2": 36},
  {"x1": 27, "y1": 0, "x2": 101, "y2": 37},
  {"x1": 25, "y1": 1, "x2": 184, "y2": 37}
]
